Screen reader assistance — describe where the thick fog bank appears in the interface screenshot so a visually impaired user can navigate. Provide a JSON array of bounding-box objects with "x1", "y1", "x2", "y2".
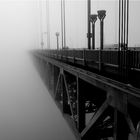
[
  {"x1": 0, "y1": 51, "x2": 76, "y2": 140},
  {"x1": 0, "y1": 0, "x2": 39, "y2": 53},
  {"x1": 0, "y1": 1, "x2": 76, "y2": 140}
]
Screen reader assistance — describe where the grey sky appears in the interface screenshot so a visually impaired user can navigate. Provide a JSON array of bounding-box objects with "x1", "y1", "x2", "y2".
[{"x1": 40, "y1": 0, "x2": 140, "y2": 49}]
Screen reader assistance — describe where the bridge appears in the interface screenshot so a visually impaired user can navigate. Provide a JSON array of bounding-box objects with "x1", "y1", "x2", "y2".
[{"x1": 32, "y1": 0, "x2": 140, "y2": 140}]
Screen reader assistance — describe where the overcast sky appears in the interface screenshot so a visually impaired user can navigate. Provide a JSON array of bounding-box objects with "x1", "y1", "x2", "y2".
[
  {"x1": 0, "y1": 0, "x2": 39, "y2": 53},
  {"x1": 42, "y1": 0, "x2": 140, "y2": 49},
  {"x1": 0, "y1": 0, "x2": 139, "y2": 51}
]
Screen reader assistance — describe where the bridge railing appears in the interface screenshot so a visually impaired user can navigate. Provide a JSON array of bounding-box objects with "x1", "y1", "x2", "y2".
[{"x1": 38, "y1": 49, "x2": 140, "y2": 70}]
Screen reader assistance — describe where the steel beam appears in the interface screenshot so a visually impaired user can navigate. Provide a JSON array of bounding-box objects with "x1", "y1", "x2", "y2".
[
  {"x1": 54, "y1": 73, "x2": 61, "y2": 100},
  {"x1": 33, "y1": 52, "x2": 140, "y2": 140},
  {"x1": 53, "y1": 66, "x2": 60, "y2": 97},
  {"x1": 77, "y1": 79, "x2": 86, "y2": 133},
  {"x1": 81, "y1": 96, "x2": 112, "y2": 137},
  {"x1": 116, "y1": 111, "x2": 129, "y2": 140},
  {"x1": 63, "y1": 72, "x2": 75, "y2": 119}
]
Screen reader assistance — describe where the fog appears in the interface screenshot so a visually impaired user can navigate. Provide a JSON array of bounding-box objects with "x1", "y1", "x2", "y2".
[
  {"x1": 0, "y1": 0, "x2": 39, "y2": 52},
  {"x1": 0, "y1": 52, "x2": 77, "y2": 140},
  {"x1": 0, "y1": 0, "x2": 76, "y2": 140}
]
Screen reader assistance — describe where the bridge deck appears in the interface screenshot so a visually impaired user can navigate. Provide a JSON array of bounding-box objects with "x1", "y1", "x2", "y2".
[{"x1": 33, "y1": 50, "x2": 140, "y2": 140}]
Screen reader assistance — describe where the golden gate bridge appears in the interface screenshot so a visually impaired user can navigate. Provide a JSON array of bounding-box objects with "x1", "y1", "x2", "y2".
[{"x1": 32, "y1": 0, "x2": 140, "y2": 139}]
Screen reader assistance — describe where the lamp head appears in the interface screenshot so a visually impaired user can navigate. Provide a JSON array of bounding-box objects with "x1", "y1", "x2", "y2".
[
  {"x1": 56, "y1": 32, "x2": 60, "y2": 36},
  {"x1": 90, "y1": 14, "x2": 98, "y2": 23},
  {"x1": 97, "y1": 10, "x2": 106, "y2": 21}
]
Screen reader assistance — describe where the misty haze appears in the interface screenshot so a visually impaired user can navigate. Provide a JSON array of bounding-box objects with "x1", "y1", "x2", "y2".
[{"x1": 0, "y1": 0, "x2": 76, "y2": 140}]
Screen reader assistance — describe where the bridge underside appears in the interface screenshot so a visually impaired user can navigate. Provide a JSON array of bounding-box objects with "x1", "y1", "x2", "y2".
[{"x1": 32, "y1": 51, "x2": 140, "y2": 140}]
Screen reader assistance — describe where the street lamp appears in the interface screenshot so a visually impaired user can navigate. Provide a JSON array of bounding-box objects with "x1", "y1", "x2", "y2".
[
  {"x1": 41, "y1": 32, "x2": 44, "y2": 49},
  {"x1": 56, "y1": 32, "x2": 60, "y2": 50},
  {"x1": 97, "y1": 10, "x2": 106, "y2": 50},
  {"x1": 90, "y1": 14, "x2": 98, "y2": 49},
  {"x1": 97, "y1": 10, "x2": 106, "y2": 72}
]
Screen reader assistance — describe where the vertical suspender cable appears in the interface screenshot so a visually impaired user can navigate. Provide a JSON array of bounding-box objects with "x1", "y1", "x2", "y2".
[
  {"x1": 126, "y1": 0, "x2": 130, "y2": 83},
  {"x1": 121, "y1": 0, "x2": 124, "y2": 49},
  {"x1": 87, "y1": 0, "x2": 91, "y2": 49},
  {"x1": 126, "y1": 0, "x2": 129, "y2": 47},
  {"x1": 124, "y1": 0, "x2": 127, "y2": 82},
  {"x1": 118, "y1": 0, "x2": 121, "y2": 76},
  {"x1": 118, "y1": 0, "x2": 121, "y2": 50},
  {"x1": 118, "y1": 0, "x2": 129, "y2": 82},
  {"x1": 39, "y1": 0, "x2": 43, "y2": 49},
  {"x1": 46, "y1": 0, "x2": 50, "y2": 49},
  {"x1": 63, "y1": 0, "x2": 66, "y2": 48},
  {"x1": 124, "y1": 0, "x2": 126, "y2": 49},
  {"x1": 61, "y1": 0, "x2": 64, "y2": 49}
]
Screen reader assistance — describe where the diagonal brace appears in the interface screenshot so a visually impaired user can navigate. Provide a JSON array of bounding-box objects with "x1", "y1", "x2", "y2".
[
  {"x1": 81, "y1": 96, "x2": 112, "y2": 137},
  {"x1": 63, "y1": 72, "x2": 75, "y2": 120}
]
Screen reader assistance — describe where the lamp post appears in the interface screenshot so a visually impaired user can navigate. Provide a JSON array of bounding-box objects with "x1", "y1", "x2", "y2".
[
  {"x1": 97, "y1": 10, "x2": 106, "y2": 50},
  {"x1": 41, "y1": 32, "x2": 44, "y2": 49},
  {"x1": 90, "y1": 14, "x2": 98, "y2": 49},
  {"x1": 56, "y1": 32, "x2": 60, "y2": 50},
  {"x1": 97, "y1": 10, "x2": 106, "y2": 71}
]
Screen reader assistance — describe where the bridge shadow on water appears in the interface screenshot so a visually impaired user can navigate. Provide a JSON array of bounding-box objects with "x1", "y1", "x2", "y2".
[{"x1": 0, "y1": 50, "x2": 76, "y2": 140}]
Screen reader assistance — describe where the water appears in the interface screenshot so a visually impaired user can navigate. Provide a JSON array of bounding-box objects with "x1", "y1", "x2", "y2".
[{"x1": 0, "y1": 50, "x2": 76, "y2": 140}]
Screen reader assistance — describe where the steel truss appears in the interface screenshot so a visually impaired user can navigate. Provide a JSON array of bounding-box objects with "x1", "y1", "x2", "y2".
[{"x1": 32, "y1": 52, "x2": 140, "y2": 140}]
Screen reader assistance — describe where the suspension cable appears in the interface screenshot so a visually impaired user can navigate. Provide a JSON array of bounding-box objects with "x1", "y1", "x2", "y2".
[
  {"x1": 126, "y1": 0, "x2": 129, "y2": 47},
  {"x1": 61, "y1": 0, "x2": 64, "y2": 49}
]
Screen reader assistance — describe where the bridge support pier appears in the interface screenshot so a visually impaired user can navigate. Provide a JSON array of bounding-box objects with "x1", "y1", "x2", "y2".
[
  {"x1": 114, "y1": 110, "x2": 129, "y2": 140},
  {"x1": 77, "y1": 78, "x2": 86, "y2": 133}
]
